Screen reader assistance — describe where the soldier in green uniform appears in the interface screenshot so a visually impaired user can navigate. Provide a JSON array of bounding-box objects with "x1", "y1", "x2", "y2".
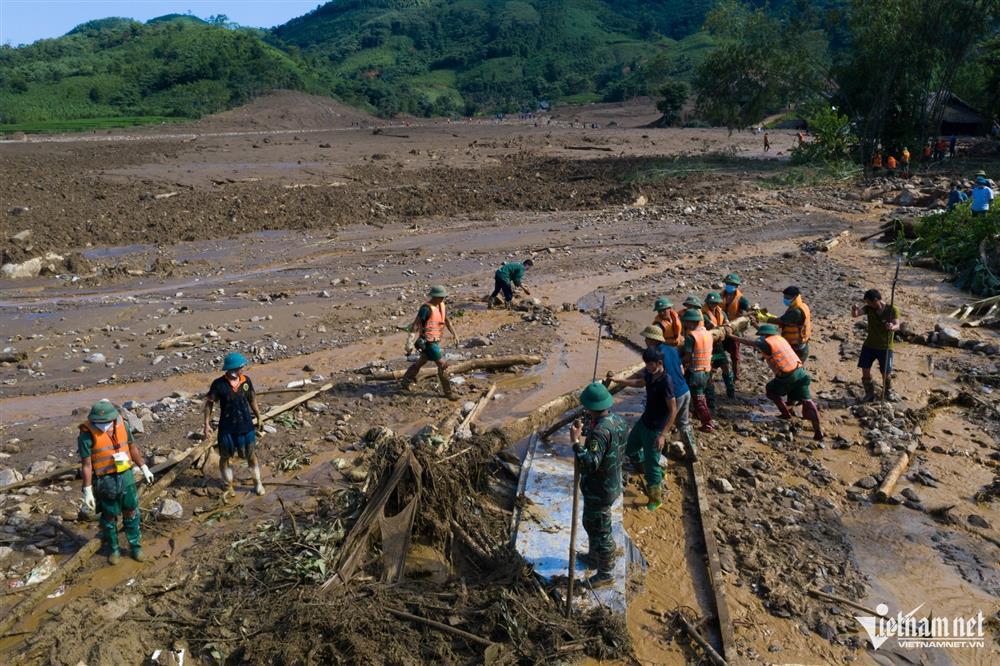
[
  {"x1": 488, "y1": 259, "x2": 534, "y2": 309},
  {"x1": 79, "y1": 399, "x2": 154, "y2": 564},
  {"x1": 569, "y1": 382, "x2": 628, "y2": 588}
]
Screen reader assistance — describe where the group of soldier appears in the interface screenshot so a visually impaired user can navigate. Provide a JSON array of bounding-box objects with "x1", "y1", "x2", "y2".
[{"x1": 78, "y1": 257, "x2": 900, "y2": 589}]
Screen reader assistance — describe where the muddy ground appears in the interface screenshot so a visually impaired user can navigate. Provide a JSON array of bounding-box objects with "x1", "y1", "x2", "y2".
[{"x1": 1, "y1": 93, "x2": 998, "y2": 665}]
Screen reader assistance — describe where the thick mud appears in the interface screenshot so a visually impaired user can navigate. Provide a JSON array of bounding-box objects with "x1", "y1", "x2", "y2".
[{"x1": 1, "y1": 97, "x2": 998, "y2": 664}]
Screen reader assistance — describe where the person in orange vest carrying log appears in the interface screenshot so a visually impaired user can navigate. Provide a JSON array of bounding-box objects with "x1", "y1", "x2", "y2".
[
  {"x1": 652, "y1": 296, "x2": 683, "y2": 347},
  {"x1": 721, "y1": 273, "x2": 751, "y2": 382},
  {"x1": 681, "y1": 308, "x2": 716, "y2": 432},
  {"x1": 729, "y1": 324, "x2": 824, "y2": 441},
  {"x1": 204, "y1": 352, "x2": 265, "y2": 499},
  {"x1": 79, "y1": 399, "x2": 154, "y2": 564},
  {"x1": 702, "y1": 291, "x2": 735, "y2": 401},
  {"x1": 402, "y1": 285, "x2": 460, "y2": 400},
  {"x1": 760, "y1": 286, "x2": 812, "y2": 365}
]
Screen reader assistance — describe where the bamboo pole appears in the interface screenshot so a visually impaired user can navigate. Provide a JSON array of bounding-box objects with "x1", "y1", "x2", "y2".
[{"x1": 875, "y1": 452, "x2": 910, "y2": 503}]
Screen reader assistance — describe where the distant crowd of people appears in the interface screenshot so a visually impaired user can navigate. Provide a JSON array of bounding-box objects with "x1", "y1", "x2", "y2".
[{"x1": 871, "y1": 136, "x2": 958, "y2": 175}]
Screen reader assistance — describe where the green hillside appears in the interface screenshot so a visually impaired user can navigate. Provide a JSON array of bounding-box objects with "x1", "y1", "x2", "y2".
[
  {"x1": 0, "y1": 1, "x2": 717, "y2": 127},
  {"x1": 0, "y1": 15, "x2": 318, "y2": 126},
  {"x1": 275, "y1": 0, "x2": 715, "y2": 116}
]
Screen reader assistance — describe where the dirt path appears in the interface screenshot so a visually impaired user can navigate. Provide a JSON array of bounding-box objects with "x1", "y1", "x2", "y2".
[{"x1": 1, "y1": 108, "x2": 998, "y2": 664}]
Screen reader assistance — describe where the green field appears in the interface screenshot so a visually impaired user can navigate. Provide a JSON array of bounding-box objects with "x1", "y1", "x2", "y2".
[{"x1": 0, "y1": 116, "x2": 184, "y2": 134}]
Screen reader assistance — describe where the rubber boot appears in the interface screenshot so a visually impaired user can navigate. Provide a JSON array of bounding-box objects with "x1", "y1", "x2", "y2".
[
  {"x1": 252, "y1": 464, "x2": 266, "y2": 496},
  {"x1": 681, "y1": 426, "x2": 699, "y2": 461},
  {"x1": 801, "y1": 400, "x2": 824, "y2": 441},
  {"x1": 723, "y1": 372, "x2": 736, "y2": 399},
  {"x1": 862, "y1": 379, "x2": 876, "y2": 403},
  {"x1": 766, "y1": 390, "x2": 793, "y2": 419},
  {"x1": 646, "y1": 484, "x2": 663, "y2": 511},
  {"x1": 576, "y1": 550, "x2": 599, "y2": 569},
  {"x1": 123, "y1": 510, "x2": 142, "y2": 559},
  {"x1": 221, "y1": 462, "x2": 235, "y2": 500},
  {"x1": 884, "y1": 376, "x2": 898, "y2": 402},
  {"x1": 694, "y1": 395, "x2": 714, "y2": 432},
  {"x1": 438, "y1": 367, "x2": 457, "y2": 400},
  {"x1": 587, "y1": 571, "x2": 614, "y2": 589},
  {"x1": 399, "y1": 363, "x2": 421, "y2": 391},
  {"x1": 101, "y1": 515, "x2": 121, "y2": 565}
]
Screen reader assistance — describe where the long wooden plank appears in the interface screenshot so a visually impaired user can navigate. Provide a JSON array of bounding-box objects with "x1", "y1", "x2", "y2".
[
  {"x1": 368, "y1": 355, "x2": 541, "y2": 381},
  {"x1": 261, "y1": 383, "x2": 332, "y2": 421},
  {"x1": 689, "y1": 460, "x2": 738, "y2": 662}
]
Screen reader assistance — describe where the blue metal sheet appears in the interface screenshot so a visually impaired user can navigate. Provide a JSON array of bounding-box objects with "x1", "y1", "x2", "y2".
[{"x1": 513, "y1": 435, "x2": 631, "y2": 614}]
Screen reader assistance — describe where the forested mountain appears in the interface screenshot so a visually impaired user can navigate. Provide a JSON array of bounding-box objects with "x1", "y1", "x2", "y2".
[{"x1": 0, "y1": 1, "x2": 715, "y2": 125}]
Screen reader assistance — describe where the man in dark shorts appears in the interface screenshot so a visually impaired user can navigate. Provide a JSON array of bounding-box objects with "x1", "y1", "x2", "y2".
[
  {"x1": 730, "y1": 324, "x2": 824, "y2": 441},
  {"x1": 204, "y1": 352, "x2": 265, "y2": 498},
  {"x1": 851, "y1": 289, "x2": 900, "y2": 402},
  {"x1": 608, "y1": 347, "x2": 677, "y2": 511},
  {"x1": 488, "y1": 259, "x2": 533, "y2": 309},
  {"x1": 402, "y1": 285, "x2": 461, "y2": 399}
]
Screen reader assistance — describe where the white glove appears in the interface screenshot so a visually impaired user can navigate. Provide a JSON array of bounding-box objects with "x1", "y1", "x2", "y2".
[
  {"x1": 404, "y1": 333, "x2": 417, "y2": 355},
  {"x1": 83, "y1": 486, "x2": 96, "y2": 512},
  {"x1": 140, "y1": 464, "x2": 154, "y2": 486}
]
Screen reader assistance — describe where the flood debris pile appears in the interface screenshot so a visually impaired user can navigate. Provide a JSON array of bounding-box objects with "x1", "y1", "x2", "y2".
[{"x1": 137, "y1": 430, "x2": 630, "y2": 664}]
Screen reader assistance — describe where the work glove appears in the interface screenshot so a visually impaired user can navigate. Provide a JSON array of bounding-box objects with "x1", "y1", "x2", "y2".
[
  {"x1": 404, "y1": 333, "x2": 417, "y2": 355},
  {"x1": 140, "y1": 464, "x2": 154, "y2": 486},
  {"x1": 82, "y1": 486, "x2": 96, "y2": 512}
]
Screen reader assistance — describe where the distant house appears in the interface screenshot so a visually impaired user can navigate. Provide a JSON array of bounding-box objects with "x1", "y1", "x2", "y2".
[{"x1": 928, "y1": 92, "x2": 992, "y2": 136}]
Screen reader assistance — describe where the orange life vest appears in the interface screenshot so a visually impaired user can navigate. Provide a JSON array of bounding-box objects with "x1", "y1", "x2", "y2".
[
  {"x1": 655, "y1": 309, "x2": 682, "y2": 346},
  {"x1": 701, "y1": 304, "x2": 725, "y2": 328},
  {"x1": 422, "y1": 301, "x2": 446, "y2": 342},
  {"x1": 887, "y1": 156, "x2": 897, "y2": 169},
  {"x1": 723, "y1": 289, "x2": 743, "y2": 320},
  {"x1": 687, "y1": 326, "x2": 713, "y2": 373},
  {"x1": 872, "y1": 154, "x2": 883, "y2": 168},
  {"x1": 80, "y1": 417, "x2": 131, "y2": 477},
  {"x1": 902, "y1": 149, "x2": 910, "y2": 163},
  {"x1": 781, "y1": 296, "x2": 812, "y2": 346},
  {"x1": 762, "y1": 335, "x2": 802, "y2": 376}
]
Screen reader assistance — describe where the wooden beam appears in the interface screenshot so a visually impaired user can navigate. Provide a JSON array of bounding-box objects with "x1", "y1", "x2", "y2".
[
  {"x1": 368, "y1": 355, "x2": 541, "y2": 381},
  {"x1": 688, "y1": 460, "x2": 738, "y2": 661},
  {"x1": 261, "y1": 383, "x2": 333, "y2": 421}
]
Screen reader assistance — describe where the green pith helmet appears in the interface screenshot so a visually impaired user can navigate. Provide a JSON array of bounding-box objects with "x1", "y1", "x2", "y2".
[
  {"x1": 724, "y1": 273, "x2": 741, "y2": 285},
  {"x1": 580, "y1": 382, "x2": 614, "y2": 411},
  {"x1": 682, "y1": 309, "x2": 704, "y2": 323},
  {"x1": 428, "y1": 285, "x2": 448, "y2": 298},
  {"x1": 88, "y1": 399, "x2": 119, "y2": 423},
  {"x1": 653, "y1": 297, "x2": 672, "y2": 311},
  {"x1": 757, "y1": 323, "x2": 780, "y2": 336},
  {"x1": 704, "y1": 291, "x2": 722, "y2": 305},
  {"x1": 973, "y1": 169, "x2": 986, "y2": 177},
  {"x1": 641, "y1": 325, "x2": 665, "y2": 342},
  {"x1": 222, "y1": 352, "x2": 247, "y2": 371},
  {"x1": 682, "y1": 294, "x2": 701, "y2": 308}
]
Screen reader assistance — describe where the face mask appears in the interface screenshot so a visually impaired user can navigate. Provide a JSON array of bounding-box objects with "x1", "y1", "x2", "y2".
[
  {"x1": 724, "y1": 285, "x2": 736, "y2": 294},
  {"x1": 226, "y1": 370, "x2": 240, "y2": 380},
  {"x1": 783, "y1": 297, "x2": 793, "y2": 306},
  {"x1": 94, "y1": 421, "x2": 114, "y2": 433}
]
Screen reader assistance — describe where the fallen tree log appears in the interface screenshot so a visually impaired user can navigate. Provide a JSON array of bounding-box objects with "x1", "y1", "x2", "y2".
[
  {"x1": 454, "y1": 383, "x2": 496, "y2": 442},
  {"x1": 368, "y1": 355, "x2": 541, "y2": 381},
  {"x1": 156, "y1": 333, "x2": 204, "y2": 350},
  {"x1": 875, "y1": 452, "x2": 911, "y2": 503},
  {"x1": 261, "y1": 383, "x2": 333, "y2": 421},
  {"x1": 0, "y1": 437, "x2": 214, "y2": 638},
  {"x1": 502, "y1": 363, "x2": 645, "y2": 444}
]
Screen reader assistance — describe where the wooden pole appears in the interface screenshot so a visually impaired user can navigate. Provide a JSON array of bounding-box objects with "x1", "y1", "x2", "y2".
[
  {"x1": 385, "y1": 607, "x2": 494, "y2": 647},
  {"x1": 368, "y1": 355, "x2": 541, "y2": 381},
  {"x1": 807, "y1": 587, "x2": 881, "y2": 617},
  {"x1": 260, "y1": 383, "x2": 332, "y2": 421},
  {"x1": 674, "y1": 611, "x2": 728, "y2": 666},
  {"x1": 565, "y1": 459, "x2": 580, "y2": 618},
  {"x1": 875, "y1": 452, "x2": 910, "y2": 503}
]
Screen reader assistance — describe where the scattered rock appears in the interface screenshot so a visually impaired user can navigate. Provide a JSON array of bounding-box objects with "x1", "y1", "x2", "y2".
[
  {"x1": 900, "y1": 487, "x2": 920, "y2": 502},
  {"x1": 0, "y1": 545, "x2": 13, "y2": 562},
  {"x1": 83, "y1": 352, "x2": 106, "y2": 364},
  {"x1": 157, "y1": 499, "x2": 184, "y2": 520},
  {"x1": 0, "y1": 467, "x2": 24, "y2": 487},
  {"x1": 464, "y1": 337, "x2": 492, "y2": 348},
  {"x1": 120, "y1": 407, "x2": 145, "y2": 435},
  {"x1": 713, "y1": 477, "x2": 734, "y2": 493},
  {"x1": 968, "y1": 514, "x2": 991, "y2": 529},
  {"x1": 856, "y1": 476, "x2": 878, "y2": 489},
  {"x1": 935, "y1": 325, "x2": 962, "y2": 346},
  {"x1": 27, "y1": 460, "x2": 56, "y2": 477},
  {"x1": 263, "y1": 424, "x2": 278, "y2": 434}
]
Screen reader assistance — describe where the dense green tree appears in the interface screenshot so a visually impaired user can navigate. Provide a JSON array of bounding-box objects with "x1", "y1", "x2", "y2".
[{"x1": 656, "y1": 79, "x2": 690, "y2": 125}]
